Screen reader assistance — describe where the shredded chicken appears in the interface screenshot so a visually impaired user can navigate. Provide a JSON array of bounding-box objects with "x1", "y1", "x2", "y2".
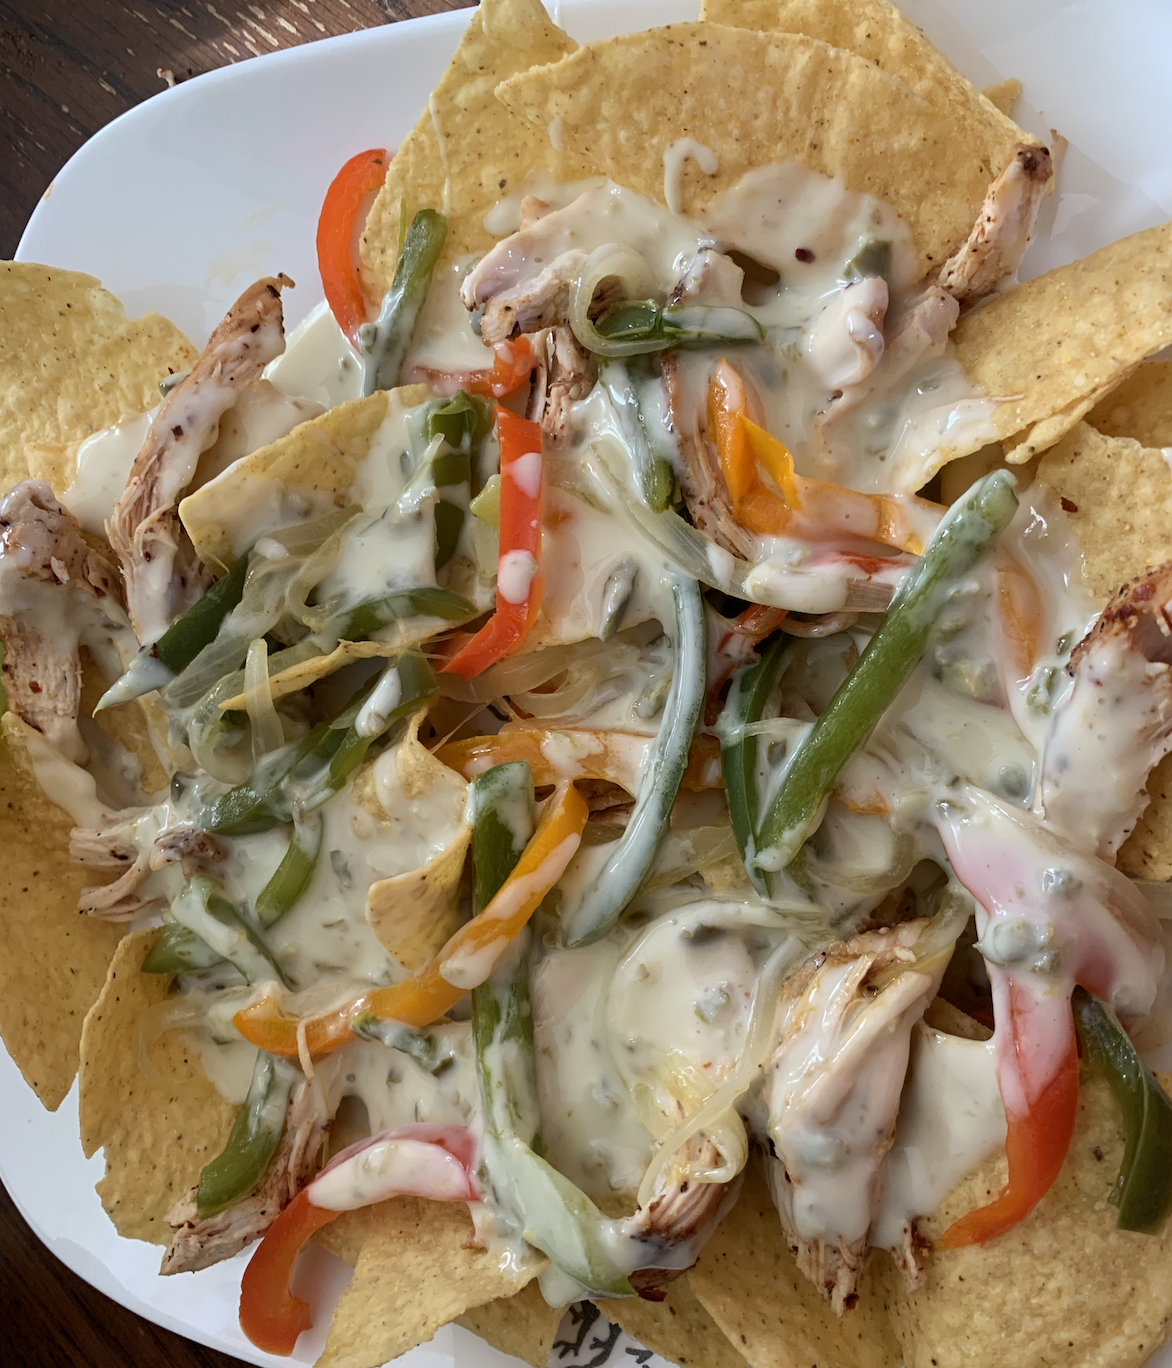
[
  {"x1": 661, "y1": 351, "x2": 756, "y2": 559},
  {"x1": 70, "y1": 818, "x2": 225, "y2": 920},
  {"x1": 760, "y1": 922, "x2": 938, "y2": 1314},
  {"x1": 667, "y1": 247, "x2": 745, "y2": 308},
  {"x1": 806, "y1": 277, "x2": 889, "y2": 390},
  {"x1": 461, "y1": 197, "x2": 593, "y2": 312},
  {"x1": 0, "y1": 481, "x2": 126, "y2": 764},
  {"x1": 161, "y1": 1076, "x2": 331, "y2": 1275},
  {"x1": 938, "y1": 143, "x2": 1053, "y2": 305},
  {"x1": 1039, "y1": 563, "x2": 1172, "y2": 859},
  {"x1": 108, "y1": 275, "x2": 292, "y2": 645},
  {"x1": 888, "y1": 1216, "x2": 930, "y2": 1292},
  {"x1": 527, "y1": 326, "x2": 597, "y2": 446},
  {"x1": 477, "y1": 249, "x2": 586, "y2": 345}
]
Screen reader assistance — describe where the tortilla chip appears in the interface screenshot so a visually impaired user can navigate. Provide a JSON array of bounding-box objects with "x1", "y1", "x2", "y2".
[
  {"x1": 698, "y1": 0, "x2": 1030, "y2": 159},
  {"x1": 596, "y1": 1275, "x2": 748, "y2": 1368},
  {"x1": 880, "y1": 1072, "x2": 1172, "y2": 1368},
  {"x1": 689, "y1": 1164, "x2": 899, "y2": 1367},
  {"x1": 359, "y1": 0, "x2": 588, "y2": 300},
  {"x1": 360, "y1": 712, "x2": 471, "y2": 970},
  {"x1": 982, "y1": 77, "x2": 1022, "y2": 117},
  {"x1": 77, "y1": 928, "x2": 234, "y2": 1243},
  {"x1": 317, "y1": 1197, "x2": 536, "y2": 1368},
  {"x1": 496, "y1": 23, "x2": 1015, "y2": 280},
  {"x1": 951, "y1": 221, "x2": 1172, "y2": 465},
  {"x1": 0, "y1": 262, "x2": 195, "y2": 491},
  {"x1": 1088, "y1": 360, "x2": 1172, "y2": 450},
  {"x1": 0, "y1": 713, "x2": 124, "y2": 1108},
  {"x1": 457, "y1": 1282, "x2": 564, "y2": 1368}
]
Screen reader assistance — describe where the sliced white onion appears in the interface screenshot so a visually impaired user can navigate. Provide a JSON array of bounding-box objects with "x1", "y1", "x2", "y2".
[
  {"x1": 569, "y1": 244, "x2": 659, "y2": 358},
  {"x1": 245, "y1": 637, "x2": 284, "y2": 762}
]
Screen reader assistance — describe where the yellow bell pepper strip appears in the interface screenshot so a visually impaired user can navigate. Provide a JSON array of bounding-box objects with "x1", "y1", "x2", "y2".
[
  {"x1": 231, "y1": 781, "x2": 587, "y2": 1058},
  {"x1": 705, "y1": 361, "x2": 941, "y2": 556},
  {"x1": 442, "y1": 407, "x2": 544, "y2": 681},
  {"x1": 437, "y1": 727, "x2": 722, "y2": 795}
]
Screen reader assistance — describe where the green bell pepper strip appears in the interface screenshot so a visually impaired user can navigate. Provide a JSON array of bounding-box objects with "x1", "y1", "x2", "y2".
[
  {"x1": 433, "y1": 501, "x2": 465, "y2": 572},
  {"x1": 196, "y1": 1051, "x2": 297, "y2": 1218},
  {"x1": 426, "y1": 390, "x2": 492, "y2": 452},
  {"x1": 360, "y1": 209, "x2": 448, "y2": 395},
  {"x1": 718, "y1": 633, "x2": 796, "y2": 897},
  {"x1": 432, "y1": 451, "x2": 472, "y2": 488},
  {"x1": 470, "y1": 763, "x2": 636, "y2": 1297},
  {"x1": 169, "y1": 876, "x2": 289, "y2": 987},
  {"x1": 98, "y1": 555, "x2": 250, "y2": 709},
  {"x1": 595, "y1": 301, "x2": 764, "y2": 354},
  {"x1": 255, "y1": 811, "x2": 323, "y2": 928},
  {"x1": 201, "y1": 650, "x2": 435, "y2": 835},
  {"x1": 562, "y1": 572, "x2": 706, "y2": 948},
  {"x1": 754, "y1": 470, "x2": 1019, "y2": 879},
  {"x1": 141, "y1": 922, "x2": 227, "y2": 975},
  {"x1": 1072, "y1": 987, "x2": 1172, "y2": 1233},
  {"x1": 330, "y1": 587, "x2": 475, "y2": 643},
  {"x1": 598, "y1": 359, "x2": 674, "y2": 513},
  {"x1": 350, "y1": 1011, "x2": 449, "y2": 1072}
]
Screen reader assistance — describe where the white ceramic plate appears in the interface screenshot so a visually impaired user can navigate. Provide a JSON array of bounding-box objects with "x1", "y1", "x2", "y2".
[{"x1": 8, "y1": 1, "x2": 1172, "y2": 1363}]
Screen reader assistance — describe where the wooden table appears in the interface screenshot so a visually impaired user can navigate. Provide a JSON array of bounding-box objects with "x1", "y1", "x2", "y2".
[{"x1": 0, "y1": 6, "x2": 470, "y2": 1362}]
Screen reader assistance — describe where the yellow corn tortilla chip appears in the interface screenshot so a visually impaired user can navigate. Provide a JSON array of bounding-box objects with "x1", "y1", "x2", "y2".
[
  {"x1": 1121, "y1": 756, "x2": 1172, "y2": 882},
  {"x1": 0, "y1": 262, "x2": 195, "y2": 492},
  {"x1": 951, "y1": 221, "x2": 1172, "y2": 465},
  {"x1": 596, "y1": 1275, "x2": 748, "y2": 1368},
  {"x1": 359, "y1": 710, "x2": 471, "y2": 970},
  {"x1": 689, "y1": 1164, "x2": 899, "y2": 1367},
  {"x1": 1088, "y1": 359, "x2": 1172, "y2": 449},
  {"x1": 982, "y1": 77, "x2": 1023, "y2": 117},
  {"x1": 457, "y1": 1282, "x2": 565, "y2": 1368},
  {"x1": 317, "y1": 1197, "x2": 537, "y2": 1368},
  {"x1": 0, "y1": 712, "x2": 124, "y2": 1109},
  {"x1": 496, "y1": 23, "x2": 1015, "y2": 280},
  {"x1": 359, "y1": 0, "x2": 589, "y2": 301},
  {"x1": 699, "y1": 0, "x2": 1031, "y2": 159},
  {"x1": 880, "y1": 1072, "x2": 1172, "y2": 1368},
  {"x1": 77, "y1": 928, "x2": 234, "y2": 1243}
]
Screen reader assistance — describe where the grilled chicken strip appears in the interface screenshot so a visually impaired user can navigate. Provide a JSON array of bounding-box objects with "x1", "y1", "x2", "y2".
[
  {"x1": 1039, "y1": 564, "x2": 1172, "y2": 860},
  {"x1": 761, "y1": 922, "x2": 938, "y2": 1314},
  {"x1": 938, "y1": 143, "x2": 1053, "y2": 305},
  {"x1": 527, "y1": 326, "x2": 597, "y2": 447},
  {"x1": 108, "y1": 275, "x2": 292, "y2": 645},
  {"x1": 161, "y1": 1075, "x2": 330, "y2": 1275},
  {"x1": 0, "y1": 481, "x2": 129, "y2": 764},
  {"x1": 70, "y1": 818, "x2": 225, "y2": 920}
]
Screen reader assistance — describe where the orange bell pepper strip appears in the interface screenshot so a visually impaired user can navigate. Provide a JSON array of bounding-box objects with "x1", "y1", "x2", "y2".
[
  {"x1": 232, "y1": 781, "x2": 587, "y2": 1058},
  {"x1": 316, "y1": 148, "x2": 386, "y2": 344},
  {"x1": 996, "y1": 555, "x2": 1043, "y2": 684},
  {"x1": 417, "y1": 336, "x2": 537, "y2": 401},
  {"x1": 705, "y1": 362, "x2": 941, "y2": 555},
  {"x1": 937, "y1": 977, "x2": 1080, "y2": 1247},
  {"x1": 437, "y1": 728, "x2": 723, "y2": 794},
  {"x1": 442, "y1": 407, "x2": 543, "y2": 681}
]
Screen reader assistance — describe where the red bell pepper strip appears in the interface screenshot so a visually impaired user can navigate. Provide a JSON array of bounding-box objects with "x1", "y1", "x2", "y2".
[
  {"x1": 239, "y1": 1125, "x2": 479, "y2": 1355},
  {"x1": 316, "y1": 148, "x2": 386, "y2": 344},
  {"x1": 442, "y1": 406, "x2": 543, "y2": 681},
  {"x1": 415, "y1": 337, "x2": 537, "y2": 400}
]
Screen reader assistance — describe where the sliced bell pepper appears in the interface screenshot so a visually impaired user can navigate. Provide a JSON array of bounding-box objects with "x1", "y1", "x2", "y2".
[
  {"x1": 232, "y1": 780, "x2": 587, "y2": 1058},
  {"x1": 437, "y1": 727, "x2": 722, "y2": 794},
  {"x1": 937, "y1": 975, "x2": 1080, "y2": 1247},
  {"x1": 418, "y1": 336, "x2": 537, "y2": 401},
  {"x1": 316, "y1": 148, "x2": 386, "y2": 345},
  {"x1": 442, "y1": 407, "x2": 543, "y2": 681},
  {"x1": 239, "y1": 1124, "x2": 479, "y2": 1355},
  {"x1": 997, "y1": 556, "x2": 1043, "y2": 684}
]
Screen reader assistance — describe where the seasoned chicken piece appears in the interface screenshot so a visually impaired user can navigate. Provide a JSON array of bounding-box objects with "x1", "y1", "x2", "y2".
[
  {"x1": 108, "y1": 275, "x2": 292, "y2": 645},
  {"x1": 70, "y1": 818, "x2": 225, "y2": 920},
  {"x1": 806, "y1": 277, "x2": 889, "y2": 390},
  {"x1": 461, "y1": 194, "x2": 595, "y2": 311},
  {"x1": 938, "y1": 144, "x2": 1053, "y2": 305},
  {"x1": 661, "y1": 352, "x2": 756, "y2": 560},
  {"x1": 527, "y1": 326, "x2": 597, "y2": 446},
  {"x1": 478, "y1": 249, "x2": 587, "y2": 345},
  {"x1": 161, "y1": 1076, "x2": 330, "y2": 1275},
  {"x1": 1039, "y1": 564, "x2": 1172, "y2": 860},
  {"x1": 0, "y1": 481, "x2": 128, "y2": 764},
  {"x1": 519, "y1": 195, "x2": 554, "y2": 230},
  {"x1": 148, "y1": 826, "x2": 227, "y2": 874},
  {"x1": 667, "y1": 247, "x2": 745, "y2": 308},
  {"x1": 760, "y1": 922, "x2": 938, "y2": 1314}
]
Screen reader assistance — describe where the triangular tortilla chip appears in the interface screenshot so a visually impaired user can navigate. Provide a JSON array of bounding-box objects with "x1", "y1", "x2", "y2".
[
  {"x1": 77, "y1": 928, "x2": 234, "y2": 1243},
  {"x1": 596, "y1": 1274, "x2": 748, "y2": 1368},
  {"x1": 0, "y1": 262, "x2": 195, "y2": 491},
  {"x1": 879, "y1": 1073, "x2": 1172, "y2": 1368},
  {"x1": 951, "y1": 221, "x2": 1172, "y2": 464},
  {"x1": 496, "y1": 22, "x2": 1014, "y2": 280},
  {"x1": 982, "y1": 77, "x2": 1022, "y2": 118},
  {"x1": 358, "y1": 0, "x2": 589, "y2": 301},
  {"x1": 1088, "y1": 359, "x2": 1172, "y2": 450},
  {"x1": 689, "y1": 1164, "x2": 899, "y2": 1367},
  {"x1": 458, "y1": 1282, "x2": 564, "y2": 1368},
  {"x1": 317, "y1": 1197, "x2": 537, "y2": 1368}
]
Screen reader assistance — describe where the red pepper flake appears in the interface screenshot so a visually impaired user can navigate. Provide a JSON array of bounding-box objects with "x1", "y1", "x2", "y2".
[
  {"x1": 795, "y1": 247, "x2": 815, "y2": 263},
  {"x1": 1060, "y1": 496, "x2": 1078, "y2": 513}
]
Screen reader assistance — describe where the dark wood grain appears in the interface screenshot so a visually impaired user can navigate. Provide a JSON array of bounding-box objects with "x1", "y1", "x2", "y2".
[{"x1": 0, "y1": 6, "x2": 475, "y2": 1362}]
